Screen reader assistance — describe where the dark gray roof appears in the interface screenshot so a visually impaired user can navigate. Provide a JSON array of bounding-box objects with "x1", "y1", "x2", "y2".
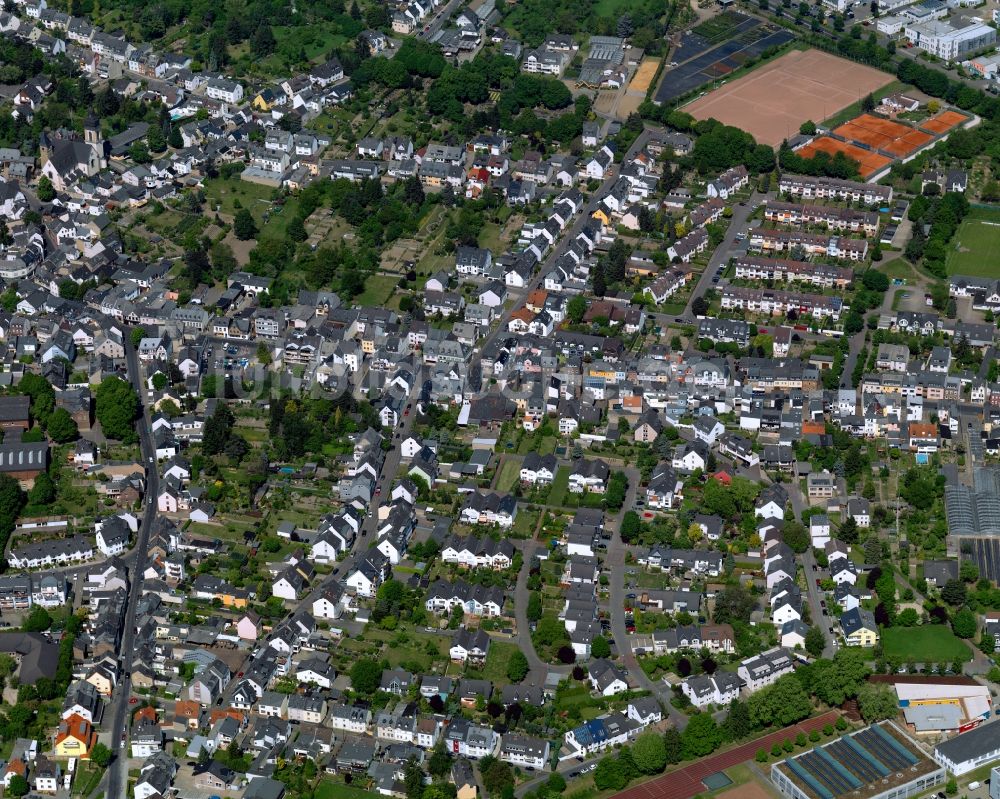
[{"x1": 935, "y1": 719, "x2": 1000, "y2": 764}]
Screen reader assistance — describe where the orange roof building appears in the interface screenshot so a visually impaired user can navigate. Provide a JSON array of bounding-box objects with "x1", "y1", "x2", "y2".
[
  {"x1": 802, "y1": 420, "x2": 825, "y2": 436},
  {"x1": 174, "y1": 699, "x2": 201, "y2": 729},
  {"x1": 54, "y1": 714, "x2": 95, "y2": 759},
  {"x1": 526, "y1": 290, "x2": 548, "y2": 312}
]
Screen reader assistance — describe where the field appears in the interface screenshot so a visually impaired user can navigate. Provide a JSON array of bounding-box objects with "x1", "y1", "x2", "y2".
[
  {"x1": 629, "y1": 58, "x2": 660, "y2": 94},
  {"x1": 354, "y1": 273, "x2": 400, "y2": 306},
  {"x1": 794, "y1": 136, "x2": 892, "y2": 179},
  {"x1": 495, "y1": 458, "x2": 522, "y2": 493},
  {"x1": 316, "y1": 782, "x2": 375, "y2": 799},
  {"x1": 548, "y1": 466, "x2": 571, "y2": 508},
  {"x1": 477, "y1": 640, "x2": 521, "y2": 684},
  {"x1": 881, "y1": 626, "x2": 972, "y2": 663},
  {"x1": 683, "y1": 49, "x2": 894, "y2": 147},
  {"x1": 946, "y1": 207, "x2": 1000, "y2": 277}
]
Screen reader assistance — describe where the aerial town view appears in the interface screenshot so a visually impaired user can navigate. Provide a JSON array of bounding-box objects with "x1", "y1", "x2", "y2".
[{"x1": 4, "y1": 0, "x2": 1000, "y2": 794}]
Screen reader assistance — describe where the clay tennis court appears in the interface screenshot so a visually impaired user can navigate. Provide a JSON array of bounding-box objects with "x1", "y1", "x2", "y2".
[
  {"x1": 921, "y1": 109, "x2": 967, "y2": 134},
  {"x1": 795, "y1": 136, "x2": 892, "y2": 178},
  {"x1": 683, "y1": 49, "x2": 893, "y2": 147},
  {"x1": 629, "y1": 58, "x2": 660, "y2": 94},
  {"x1": 833, "y1": 113, "x2": 932, "y2": 158}
]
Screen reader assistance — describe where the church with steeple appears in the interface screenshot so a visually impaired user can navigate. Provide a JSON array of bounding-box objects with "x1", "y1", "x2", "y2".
[{"x1": 38, "y1": 113, "x2": 106, "y2": 193}]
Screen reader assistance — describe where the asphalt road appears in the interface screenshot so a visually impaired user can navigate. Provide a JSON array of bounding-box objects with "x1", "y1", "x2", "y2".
[{"x1": 105, "y1": 334, "x2": 160, "y2": 799}]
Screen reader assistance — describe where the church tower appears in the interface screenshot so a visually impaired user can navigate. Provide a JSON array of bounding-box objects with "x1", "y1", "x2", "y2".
[
  {"x1": 38, "y1": 131, "x2": 51, "y2": 167},
  {"x1": 83, "y1": 112, "x2": 106, "y2": 169}
]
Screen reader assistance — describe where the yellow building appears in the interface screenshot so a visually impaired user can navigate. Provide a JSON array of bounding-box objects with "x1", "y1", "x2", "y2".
[
  {"x1": 841, "y1": 607, "x2": 879, "y2": 647},
  {"x1": 54, "y1": 714, "x2": 95, "y2": 759}
]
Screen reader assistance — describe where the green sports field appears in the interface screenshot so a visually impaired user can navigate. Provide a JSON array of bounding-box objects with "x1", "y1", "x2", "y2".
[{"x1": 947, "y1": 207, "x2": 1000, "y2": 277}]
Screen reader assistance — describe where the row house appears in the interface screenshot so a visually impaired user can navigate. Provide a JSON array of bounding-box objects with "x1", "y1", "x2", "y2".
[
  {"x1": 778, "y1": 173, "x2": 892, "y2": 205},
  {"x1": 764, "y1": 201, "x2": 880, "y2": 235},
  {"x1": 720, "y1": 286, "x2": 844, "y2": 321},
  {"x1": 749, "y1": 229, "x2": 869, "y2": 261},
  {"x1": 424, "y1": 579, "x2": 505, "y2": 617},
  {"x1": 732, "y1": 256, "x2": 853, "y2": 289},
  {"x1": 440, "y1": 534, "x2": 515, "y2": 570}
]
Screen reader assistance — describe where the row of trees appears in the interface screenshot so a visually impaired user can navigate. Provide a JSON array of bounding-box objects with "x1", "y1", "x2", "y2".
[{"x1": 904, "y1": 191, "x2": 970, "y2": 279}]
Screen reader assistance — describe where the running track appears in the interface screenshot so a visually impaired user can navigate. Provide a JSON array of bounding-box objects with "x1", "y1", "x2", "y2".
[{"x1": 613, "y1": 711, "x2": 841, "y2": 799}]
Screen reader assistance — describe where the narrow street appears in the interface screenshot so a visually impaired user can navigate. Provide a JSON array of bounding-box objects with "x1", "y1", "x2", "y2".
[
  {"x1": 103, "y1": 334, "x2": 160, "y2": 799},
  {"x1": 604, "y1": 470, "x2": 691, "y2": 732}
]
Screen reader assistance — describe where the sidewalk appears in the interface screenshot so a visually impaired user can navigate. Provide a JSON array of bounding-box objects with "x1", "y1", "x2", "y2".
[{"x1": 613, "y1": 710, "x2": 841, "y2": 799}]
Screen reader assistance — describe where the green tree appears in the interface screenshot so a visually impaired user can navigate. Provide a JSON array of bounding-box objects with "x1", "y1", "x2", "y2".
[
  {"x1": 506, "y1": 650, "x2": 529, "y2": 683},
  {"x1": 810, "y1": 649, "x2": 870, "y2": 707},
  {"x1": 349, "y1": 658, "x2": 382, "y2": 695},
  {"x1": 527, "y1": 592, "x2": 543, "y2": 622},
  {"x1": 781, "y1": 521, "x2": 809, "y2": 553},
  {"x1": 90, "y1": 742, "x2": 112, "y2": 767},
  {"x1": 147, "y1": 125, "x2": 167, "y2": 153},
  {"x1": 46, "y1": 407, "x2": 78, "y2": 443},
  {"x1": 722, "y1": 698, "x2": 751, "y2": 741},
  {"x1": 234, "y1": 208, "x2": 258, "y2": 240},
  {"x1": 593, "y1": 756, "x2": 629, "y2": 791},
  {"x1": 95, "y1": 376, "x2": 139, "y2": 442},
  {"x1": 632, "y1": 730, "x2": 667, "y2": 774},
  {"x1": 952, "y1": 607, "x2": 977, "y2": 639},
  {"x1": 621, "y1": 511, "x2": 641, "y2": 541},
  {"x1": 857, "y1": 684, "x2": 899, "y2": 723},
  {"x1": 663, "y1": 728, "x2": 683, "y2": 764},
  {"x1": 748, "y1": 674, "x2": 812, "y2": 727},
  {"x1": 7, "y1": 774, "x2": 28, "y2": 797},
  {"x1": 22, "y1": 606, "x2": 52, "y2": 632},
  {"x1": 567, "y1": 295, "x2": 587, "y2": 323},
  {"x1": 682, "y1": 713, "x2": 722, "y2": 758},
  {"x1": 591, "y1": 636, "x2": 611, "y2": 659},
  {"x1": 482, "y1": 759, "x2": 514, "y2": 795},
  {"x1": 28, "y1": 471, "x2": 55, "y2": 505},
  {"x1": 428, "y1": 741, "x2": 452, "y2": 778},
  {"x1": 942, "y1": 579, "x2": 967, "y2": 606},
  {"x1": 805, "y1": 626, "x2": 826, "y2": 657},
  {"x1": 36, "y1": 176, "x2": 55, "y2": 202}
]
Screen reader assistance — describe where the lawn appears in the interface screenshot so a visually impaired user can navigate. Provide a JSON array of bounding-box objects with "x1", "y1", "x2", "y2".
[
  {"x1": 204, "y1": 176, "x2": 276, "y2": 218},
  {"x1": 355, "y1": 273, "x2": 401, "y2": 307},
  {"x1": 881, "y1": 626, "x2": 972, "y2": 663},
  {"x1": 316, "y1": 781, "x2": 375, "y2": 799},
  {"x1": 513, "y1": 507, "x2": 541, "y2": 538},
  {"x1": 477, "y1": 640, "x2": 521, "y2": 684},
  {"x1": 496, "y1": 457, "x2": 522, "y2": 493},
  {"x1": 876, "y1": 258, "x2": 918, "y2": 282},
  {"x1": 946, "y1": 207, "x2": 1000, "y2": 277},
  {"x1": 548, "y1": 466, "x2": 571, "y2": 508}
]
